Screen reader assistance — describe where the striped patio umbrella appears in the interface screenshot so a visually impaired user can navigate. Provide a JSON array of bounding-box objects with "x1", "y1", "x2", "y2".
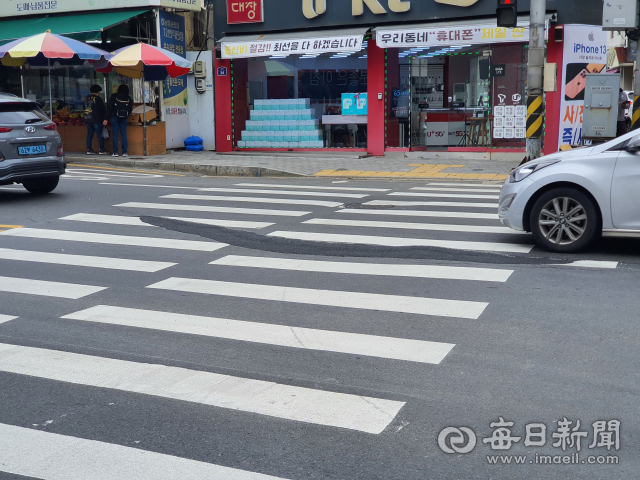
[
  {"x1": 95, "y1": 43, "x2": 191, "y2": 80},
  {"x1": 95, "y1": 43, "x2": 192, "y2": 156},
  {"x1": 0, "y1": 31, "x2": 111, "y2": 66},
  {"x1": 0, "y1": 32, "x2": 111, "y2": 118}
]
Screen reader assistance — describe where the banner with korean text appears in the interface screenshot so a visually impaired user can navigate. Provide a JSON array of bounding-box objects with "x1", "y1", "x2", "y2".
[
  {"x1": 221, "y1": 34, "x2": 364, "y2": 59},
  {"x1": 159, "y1": 10, "x2": 189, "y2": 149},
  {"x1": 376, "y1": 23, "x2": 530, "y2": 48},
  {"x1": 558, "y1": 25, "x2": 608, "y2": 148}
]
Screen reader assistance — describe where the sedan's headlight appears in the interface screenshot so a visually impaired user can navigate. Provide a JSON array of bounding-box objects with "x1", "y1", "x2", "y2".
[{"x1": 509, "y1": 160, "x2": 560, "y2": 183}]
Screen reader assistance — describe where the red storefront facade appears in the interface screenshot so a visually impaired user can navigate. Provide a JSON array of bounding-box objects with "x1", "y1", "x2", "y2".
[{"x1": 213, "y1": 1, "x2": 600, "y2": 157}]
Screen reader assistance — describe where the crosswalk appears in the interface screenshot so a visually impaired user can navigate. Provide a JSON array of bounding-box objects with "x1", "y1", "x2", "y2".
[{"x1": 0, "y1": 177, "x2": 618, "y2": 477}]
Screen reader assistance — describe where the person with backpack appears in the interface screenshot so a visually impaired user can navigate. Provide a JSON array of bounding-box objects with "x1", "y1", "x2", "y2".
[
  {"x1": 83, "y1": 85, "x2": 108, "y2": 155},
  {"x1": 106, "y1": 84, "x2": 134, "y2": 157}
]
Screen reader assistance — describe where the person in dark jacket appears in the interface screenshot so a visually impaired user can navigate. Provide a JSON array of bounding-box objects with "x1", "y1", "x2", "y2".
[
  {"x1": 83, "y1": 85, "x2": 107, "y2": 155},
  {"x1": 106, "y1": 84, "x2": 134, "y2": 157}
]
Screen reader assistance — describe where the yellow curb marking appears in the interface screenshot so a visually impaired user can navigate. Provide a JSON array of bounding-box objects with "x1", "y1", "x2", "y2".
[
  {"x1": 67, "y1": 164, "x2": 185, "y2": 176},
  {"x1": 0, "y1": 225, "x2": 23, "y2": 229},
  {"x1": 315, "y1": 164, "x2": 509, "y2": 180}
]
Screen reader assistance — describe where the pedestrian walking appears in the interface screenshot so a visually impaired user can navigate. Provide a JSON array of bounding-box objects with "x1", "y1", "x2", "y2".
[
  {"x1": 107, "y1": 84, "x2": 133, "y2": 157},
  {"x1": 83, "y1": 85, "x2": 108, "y2": 155}
]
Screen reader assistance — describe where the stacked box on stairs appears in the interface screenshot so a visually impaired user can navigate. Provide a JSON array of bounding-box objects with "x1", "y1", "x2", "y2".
[{"x1": 237, "y1": 99, "x2": 324, "y2": 148}]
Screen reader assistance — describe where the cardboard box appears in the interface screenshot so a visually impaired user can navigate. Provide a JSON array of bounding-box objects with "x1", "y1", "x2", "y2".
[{"x1": 128, "y1": 105, "x2": 157, "y2": 124}]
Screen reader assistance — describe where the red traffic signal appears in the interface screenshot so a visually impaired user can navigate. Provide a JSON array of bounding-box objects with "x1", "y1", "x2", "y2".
[{"x1": 497, "y1": 0, "x2": 517, "y2": 28}]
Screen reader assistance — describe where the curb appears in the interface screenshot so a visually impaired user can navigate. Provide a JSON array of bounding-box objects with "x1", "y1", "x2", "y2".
[{"x1": 65, "y1": 156, "x2": 307, "y2": 178}]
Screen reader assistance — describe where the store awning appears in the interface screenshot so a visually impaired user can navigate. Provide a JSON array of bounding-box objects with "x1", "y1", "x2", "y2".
[
  {"x1": 0, "y1": 9, "x2": 150, "y2": 45},
  {"x1": 374, "y1": 16, "x2": 551, "y2": 48},
  {"x1": 219, "y1": 27, "x2": 369, "y2": 59}
]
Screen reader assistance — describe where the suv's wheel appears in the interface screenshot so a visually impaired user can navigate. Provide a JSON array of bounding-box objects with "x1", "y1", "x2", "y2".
[
  {"x1": 530, "y1": 187, "x2": 601, "y2": 253},
  {"x1": 22, "y1": 176, "x2": 59, "y2": 194}
]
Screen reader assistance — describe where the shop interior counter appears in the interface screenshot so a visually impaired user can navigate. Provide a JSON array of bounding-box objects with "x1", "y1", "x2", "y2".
[{"x1": 59, "y1": 122, "x2": 167, "y2": 156}]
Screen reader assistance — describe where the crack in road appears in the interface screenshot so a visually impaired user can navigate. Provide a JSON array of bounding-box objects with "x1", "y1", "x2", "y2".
[{"x1": 140, "y1": 215, "x2": 578, "y2": 266}]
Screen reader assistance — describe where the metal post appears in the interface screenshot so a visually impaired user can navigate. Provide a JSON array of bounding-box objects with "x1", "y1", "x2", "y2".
[
  {"x1": 632, "y1": 61, "x2": 640, "y2": 130},
  {"x1": 48, "y1": 57, "x2": 53, "y2": 119},
  {"x1": 142, "y1": 76, "x2": 147, "y2": 156},
  {"x1": 525, "y1": 0, "x2": 546, "y2": 160}
]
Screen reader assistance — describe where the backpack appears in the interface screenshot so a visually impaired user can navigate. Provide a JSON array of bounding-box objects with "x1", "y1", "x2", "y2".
[
  {"x1": 83, "y1": 95, "x2": 97, "y2": 123},
  {"x1": 114, "y1": 96, "x2": 130, "y2": 119}
]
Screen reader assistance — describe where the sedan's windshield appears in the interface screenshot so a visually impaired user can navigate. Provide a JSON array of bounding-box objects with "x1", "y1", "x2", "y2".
[{"x1": 0, "y1": 102, "x2": 48, "y2": 125}]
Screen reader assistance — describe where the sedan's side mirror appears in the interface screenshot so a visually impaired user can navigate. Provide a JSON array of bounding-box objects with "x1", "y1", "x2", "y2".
[{"x1": 624, "y1": 141, "x2": 640, "y2": 154}]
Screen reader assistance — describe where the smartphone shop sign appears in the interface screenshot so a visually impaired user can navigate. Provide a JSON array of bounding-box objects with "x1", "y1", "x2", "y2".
[{"x1": 558, "y1": 26, "x2": 608, "y2": 149}]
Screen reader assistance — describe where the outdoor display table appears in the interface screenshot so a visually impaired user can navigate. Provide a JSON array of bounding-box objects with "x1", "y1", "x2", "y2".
[{"x1": 59, "y1": 122, "x2": 167, "y2": 156}]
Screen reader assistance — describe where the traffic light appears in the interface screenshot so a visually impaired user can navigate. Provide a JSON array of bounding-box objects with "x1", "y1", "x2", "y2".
[{"x1": 497, "y1": 0, "x2": 518, "y2": 28}]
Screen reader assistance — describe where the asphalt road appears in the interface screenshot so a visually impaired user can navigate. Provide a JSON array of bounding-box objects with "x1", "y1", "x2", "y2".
[{"x1": 0, "y1": 165, "x2": 638, "y2": 480}]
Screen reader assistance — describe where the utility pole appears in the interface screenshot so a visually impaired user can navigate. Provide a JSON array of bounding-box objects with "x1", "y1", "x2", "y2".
[{"x1": 525, "y1": 0, "x2": 546, "y2": 160}]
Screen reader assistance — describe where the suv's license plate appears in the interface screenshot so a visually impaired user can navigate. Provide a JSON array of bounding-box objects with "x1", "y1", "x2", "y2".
[{"x1": 18, "y1": 145, "x2": 46, "y2": 155}]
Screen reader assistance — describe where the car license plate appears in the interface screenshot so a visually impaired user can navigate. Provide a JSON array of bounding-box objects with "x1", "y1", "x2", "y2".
[{"x1": 18, "y1": 145, "x2": 46, "y2": 155}]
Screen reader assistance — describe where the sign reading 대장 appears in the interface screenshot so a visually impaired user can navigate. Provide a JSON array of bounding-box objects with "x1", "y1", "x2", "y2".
[{"x1": 227, "y1": 0, "x2": 264, "y2": 24}]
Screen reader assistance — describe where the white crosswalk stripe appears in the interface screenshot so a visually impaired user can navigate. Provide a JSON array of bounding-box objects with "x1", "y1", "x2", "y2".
[
  {"x1": 160, "y1": 194, "x2": 344, "y2": 208},
  {"x1": 60, "y1": 213, "x2": 152, "y2": 226},
  {"x1": 388, "y1": 192, "x2": 500, "y2": 199},
  {"x1": 425, "y1": 182, "x2": 503, "y2": 188},
  {"x1": 1, "y1": 228, "x2": 227, "y2": 252},
  {"x1": 267, "y1": 231, "x2": 534, "y2": 254},
  {"x1": 0, "y1": 315, "x2": 17, "y2": 324},
  {"x1": 117, "y1": 202, "x2": 311, "y2": 217},
  {"x1": 60, "y1": 213, "x2": 273, "y2": 229},
  {"x1": 147, "y1": 278, "x2": 488, "y2": 319},
  {"x1": 338, "y1": 208, "x2": 498, "y2": 220},
  {"x1": 210, "y1": 255, "x2": 513, "y2": 282},
  {"x1": 0, "y1": 343, "x2": 405, "y2": 434},
  {"x1": 0, "y1": 276, "x2": 106, "y2": 299},
  {"x1": 303, "y1": 218, "x2": 522, "y2": 235},
  {"x1": 63, "y1": 305, "x2": 456, "y2": 364},
  {"x1": 365, "y1": 200, "x2": 498, "y2": 208},
  {"x1": 0, "y1": 247, "x2": 175, "y2": 272},
  {"x1": 0, "y1": 423, "x2": 288, "y2": 480},
  {"x1": 234, "y1": 183, "x2": 390, "y2": 192},
  {"x1": 197, "y1": 187, "x2": 368, "y2": 198},
  {"x1": 410, "y1": 187, "x2": 502, "y2": 193}
]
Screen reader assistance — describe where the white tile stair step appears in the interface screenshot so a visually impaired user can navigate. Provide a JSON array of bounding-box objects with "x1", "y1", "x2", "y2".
[
  {"x1": 147, "y1": 278, "x2": 488, "y2": 319},
  {"x1": 267, "y1": 231, "x2": 534, "y2": 254},
  {"x1": 0, "y1": 343, "x2": 405, "y2": 434},
  {"x1": 0, "y1": 228, "x2": 227, "y2": 252},
  {"x1": 210, "y1": 255, "x2": 513, "y2": 282},
  {"x1": 64, "y1": 305, "x2": 456, "y2": 364},
  {"x1": 303, "y1": 218, "x2": 522, "y2": 235},
  {"x1": 0, "y1": 423, "x2": 289, "y2": 480},
  {"x1": 116, "y1": 202, "x2": 311, "y2": 217},
  {"x1": 160, "y1": 194, "x2": 343, "y2": 208}
]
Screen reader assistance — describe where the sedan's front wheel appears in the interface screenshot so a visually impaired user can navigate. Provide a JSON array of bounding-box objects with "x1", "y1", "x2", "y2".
[{"x1": 530, "y1": 187, "x2": 601, "y2": 253}]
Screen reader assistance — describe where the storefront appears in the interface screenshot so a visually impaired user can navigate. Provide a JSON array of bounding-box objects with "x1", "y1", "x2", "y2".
[
  {"x1": 214, "y1": 0, "x2": 602, "y2": 156},
  {"x1": 0, "y1": 0, "x2": 201, "y2": 155}
]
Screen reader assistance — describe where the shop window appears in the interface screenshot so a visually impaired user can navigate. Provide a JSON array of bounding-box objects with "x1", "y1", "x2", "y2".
[
  {"x1": 233, "y1": 51, "x2": 368, "y2": 149},
  {"x1": 386, "y1": 43, "x2": 527, "y2": 151}
]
